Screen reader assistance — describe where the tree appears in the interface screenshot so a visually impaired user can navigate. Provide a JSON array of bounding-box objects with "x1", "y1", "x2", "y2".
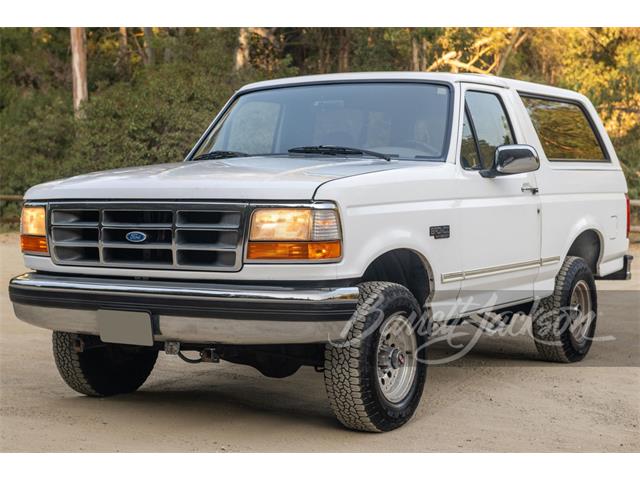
[
  {"x1": 143, "y1": 27, "x2": 155, "y2": 66},
  {"x1": 235, "y1": 28, "x2": 250, "y2": 70},
  {"x1": 70, "y1": 27, "x2": 88, "y2": 118},
  {"x1": 410, "y1": 28, "x2": 420, "y2": 70},
  {"x1": 338, "y1": 28, "x2": 350, "y2": 72},
  {"x1": 2, "y1": 27, "x2": 639, "y2": 208},
  {"x1": 560, "y1": 28, "x2": 640, "y2": 137},
  {"x1": 116, "y1": 27, "x2": 130, "y2": 77}
]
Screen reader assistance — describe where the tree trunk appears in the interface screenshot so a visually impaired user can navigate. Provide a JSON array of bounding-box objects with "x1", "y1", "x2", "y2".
[
  {"x1": 338, "y1": 28, "x2": 350, "y2": 72},
  {"x1": 235, "y1": 28, "x2": 250, "y2": 70},
  {"x1": 316, "y1": 29, "x2": 332, "y2": 74},
  {"x1": 495, "y1": 27, "x2": 521, "y2": 76},
  {"x1": 410, "y1": 29, "x2": 420, "y2": 71},
  {"x1": 117, "y1": 27, "x2": 129, "y2": 76},
  {"x1": 70, "y1": 27, "x2": 88, "y2": 118},
  {"x1": 143, "y1": 27, "x2": 155, "y2": 66},
  {"x1": 420, "y1": 37, "x2": 429, "y2": 71}
]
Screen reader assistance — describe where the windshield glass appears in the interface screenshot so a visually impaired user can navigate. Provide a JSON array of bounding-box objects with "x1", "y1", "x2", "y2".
[{"x1": 192, "y1": 82, "x2": 451, "y2": 160}]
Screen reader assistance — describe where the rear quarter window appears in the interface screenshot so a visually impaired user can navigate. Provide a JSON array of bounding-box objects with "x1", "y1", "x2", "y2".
[{"x1": 520, "y1": 95, "x2": 608, "y2": 162}]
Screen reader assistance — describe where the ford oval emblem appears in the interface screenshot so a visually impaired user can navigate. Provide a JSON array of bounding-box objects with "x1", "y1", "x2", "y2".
[{"x1": 125, "y1": 231, "x2": 147, "y2": 243}]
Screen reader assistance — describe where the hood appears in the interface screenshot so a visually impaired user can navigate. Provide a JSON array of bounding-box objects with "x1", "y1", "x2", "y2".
[{"x1": 25, "y1": 156, "x2": 416, "y2": 201}]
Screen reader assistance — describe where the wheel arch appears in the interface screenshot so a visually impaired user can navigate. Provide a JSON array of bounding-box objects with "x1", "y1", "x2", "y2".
[
  {"x1": 563, "y1": 227, "x2": 604, "y2": 275},
  {"x1": 359, "y1": 248, "x2": 435, "y2": 307}
]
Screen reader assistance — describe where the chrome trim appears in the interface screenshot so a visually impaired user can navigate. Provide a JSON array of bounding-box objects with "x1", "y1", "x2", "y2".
[
  {"x1": 441, "y1": 272, "x2": 464, "y2": 283},
  {"x1": 47, "y1": 201, "x2": 248, "y2": 272},
  {"x1": 540, "y1": 256, "x2": 561, "y2": 266},
  {"x1": 13, "y1": 304, "x2": 350, "y2": 344},
  {"x1": 623, "y1": 255, "x2": 633, "y2": 281},
  {"x1": 495, "y1": 144, "x2": 540, "y2": 175},
  {"x1": 440, "y1": 256, "x2": 561, "y2": 283},
  {"x1": 10, "y1": 272, "x2": 359, "y2": 303},
  {"x1": 248, "y1": 201, "x2": 338, "y2": 210}
]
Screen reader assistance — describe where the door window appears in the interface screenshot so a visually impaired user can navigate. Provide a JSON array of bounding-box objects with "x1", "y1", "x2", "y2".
[
  {"x1": 461, "y1": 91, "x2": 515, "y2": 169},
  {"x1": 461, "y1": 111, "x2": 482, "y2": 169}
]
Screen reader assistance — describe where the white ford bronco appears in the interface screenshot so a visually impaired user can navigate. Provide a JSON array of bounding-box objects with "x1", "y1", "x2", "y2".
[{"x1": 10, "y1": 72, "x2": 633, "y2": 432}]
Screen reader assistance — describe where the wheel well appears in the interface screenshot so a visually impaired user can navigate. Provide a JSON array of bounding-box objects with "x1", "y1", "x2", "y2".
[
  {"x1": 361, "y1": 249, "x2": 431, "y2": 306},
  {"x1": 567, "y1": 229, "x2": 601, "y2": 274}
]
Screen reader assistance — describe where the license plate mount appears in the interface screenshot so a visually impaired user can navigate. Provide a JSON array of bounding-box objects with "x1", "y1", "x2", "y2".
[{"x1": 97, "y1": 310, "x2": 154, "y2": 346}]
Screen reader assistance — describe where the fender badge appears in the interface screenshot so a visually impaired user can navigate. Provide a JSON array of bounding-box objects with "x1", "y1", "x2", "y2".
[{"x1": 429, "y1": 225, "x2": 450, "y2": 239}]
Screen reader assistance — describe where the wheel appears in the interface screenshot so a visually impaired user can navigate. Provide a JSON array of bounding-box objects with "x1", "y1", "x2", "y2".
[
  {"x1": 323, "y1": 282, "x2": 428, "y2": 432},
  {"x1": 52, "y1": 332, "x2": 158, "y2": 396},
  {"x1": 532, "y1": 256, "x2": 598, "y2": 363}
]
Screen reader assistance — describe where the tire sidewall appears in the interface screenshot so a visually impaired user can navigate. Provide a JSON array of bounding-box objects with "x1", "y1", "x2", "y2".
[
  {"x1": 533, "y1": 256, "x2": 599, "y2": 363},
  {"x1": 558, "y1": 264, "x2": 598, "y2": 357},
  {"x1": 360, "y1": 285, "x2": 428, "y2": 429}
]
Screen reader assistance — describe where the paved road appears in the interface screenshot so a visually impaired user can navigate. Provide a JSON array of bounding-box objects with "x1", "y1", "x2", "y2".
[{"x1": 1, "y1": 233, "x2": 638, "y2": 452}]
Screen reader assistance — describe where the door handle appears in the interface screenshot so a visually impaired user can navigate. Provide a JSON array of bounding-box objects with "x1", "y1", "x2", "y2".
[{"x1": 521, "y1": 183, "x2": 539, "y2": 194}]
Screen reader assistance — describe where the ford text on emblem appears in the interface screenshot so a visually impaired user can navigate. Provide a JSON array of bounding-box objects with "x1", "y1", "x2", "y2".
[{"x1": 125, "y1": 231, "x2": 147, "y2": 243}]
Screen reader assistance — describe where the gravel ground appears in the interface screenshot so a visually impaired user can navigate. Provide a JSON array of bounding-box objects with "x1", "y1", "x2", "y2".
[{"x1": 1, "y1": 232, "x2": 638, "y2": 452}]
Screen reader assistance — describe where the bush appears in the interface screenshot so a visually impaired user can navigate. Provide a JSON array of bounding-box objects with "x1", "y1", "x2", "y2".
[
  {"x1": 614, "y1": 127, "x2": 640, "y2": 199},
  {"x1": 1, "y1": 27, "x2": 637, "y2": 228},
  {"x1": 0, "y1": 28, "x2": 296, "y2": 224},
  {"x1": 0, "y1": 91, "x2": 75, "y2": 222}
]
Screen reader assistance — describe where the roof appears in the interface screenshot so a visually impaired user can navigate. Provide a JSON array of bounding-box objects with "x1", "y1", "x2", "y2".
[{"x1": 238, "y1": 72, "x2": 585, "y2": 102}]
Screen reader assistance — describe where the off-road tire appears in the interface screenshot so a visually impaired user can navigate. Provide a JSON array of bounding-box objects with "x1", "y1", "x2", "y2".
[
  {"x1": 532, "y1": 256, "x2": 598, "y2": 363},
  {"x1": 52, "y1": 332, "x2": 158, "y2": 396},
  {"x1": 324, "y1": 282, "x2": 428, "y2": 432}
]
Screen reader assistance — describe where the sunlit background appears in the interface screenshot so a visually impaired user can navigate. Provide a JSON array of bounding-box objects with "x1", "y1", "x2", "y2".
[{"x1": 1, "y1": 27, "x2": 638, "y2": 226}]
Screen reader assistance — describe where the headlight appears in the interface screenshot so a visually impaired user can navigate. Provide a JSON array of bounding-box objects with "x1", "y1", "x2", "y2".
[
  {"x1": 250, "y1": 208, "x2": 314, "y2": 241},
  {"x1": 20, "y1": 205, "x2": 49, "y2": 255},
  {"x1": 247, "y1": 207, "x2": 342, "y2": 261}
]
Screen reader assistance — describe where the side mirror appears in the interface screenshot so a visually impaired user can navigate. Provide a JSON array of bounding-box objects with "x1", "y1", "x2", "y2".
[{"x1": 480, "y1": 145, "x2": 540, "y2": 178}]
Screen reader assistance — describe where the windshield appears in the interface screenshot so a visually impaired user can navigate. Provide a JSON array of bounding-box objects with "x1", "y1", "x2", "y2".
[{"x1": 191, "y1": 82, "x2": 451, "y2": 161}]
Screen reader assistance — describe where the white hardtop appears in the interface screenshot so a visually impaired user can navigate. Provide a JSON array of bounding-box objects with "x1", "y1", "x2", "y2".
[{"x1": 239, "y1": 72, "x2": 587, "y2": 103}]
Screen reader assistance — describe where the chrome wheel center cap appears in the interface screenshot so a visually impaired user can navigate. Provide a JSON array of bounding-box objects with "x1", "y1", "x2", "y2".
[{"x1": 390, "y1": 349, "x2": 406, "y2": 369}]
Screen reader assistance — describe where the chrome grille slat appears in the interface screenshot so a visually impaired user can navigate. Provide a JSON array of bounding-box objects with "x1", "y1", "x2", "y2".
[
  {"x1": 101, "y1": 243, "x2": 174, "y2": 250},
  {"x1": 54, "y1": 241, "x2": 100, "y2": 248},
  {"x1": 49, "y1": 202, "x2": 247, "y2": 271},
  {"x1": 173, "y1": 224, "x2": 239, "y2": 230},
  {"x1": 101, "y1": 223, "x2": 174, "y2": 228},
  {"x1": 51, "y1": 221, "x2": 98, "y2": 227},
  {"x1": 172, "y1": 245, "x2": 237, "y2": 251}
]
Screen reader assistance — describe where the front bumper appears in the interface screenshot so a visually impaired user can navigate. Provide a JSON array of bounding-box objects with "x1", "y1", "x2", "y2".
[{"x1": 9, "y1": 272, "x2": 359, "y2": 344}]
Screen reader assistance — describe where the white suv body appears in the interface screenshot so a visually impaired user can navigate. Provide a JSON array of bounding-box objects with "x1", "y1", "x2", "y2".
[{"x1": 10, "y1": 72, "x2": 632, "y2": 432}]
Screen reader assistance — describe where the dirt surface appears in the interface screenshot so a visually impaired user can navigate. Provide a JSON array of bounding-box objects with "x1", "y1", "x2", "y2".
[{"x1": 1, "y1": 232, "x2": 638, "y2": 452}]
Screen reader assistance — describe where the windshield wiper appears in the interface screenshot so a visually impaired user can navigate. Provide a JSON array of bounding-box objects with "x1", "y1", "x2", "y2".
[
  {"x1": 288, "y1": 145, "x2": 391, "y2": 161},
  {"x1": 191, "y1": 150, "x2": 251, "y2": 161}
]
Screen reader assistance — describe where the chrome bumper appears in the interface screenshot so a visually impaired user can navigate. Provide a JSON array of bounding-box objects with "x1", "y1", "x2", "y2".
[
  {"x1": 9, "y1": 272, "x2": 359, "y2": 344},
  {"x1": 601, "y1": 254, "x2": 634, "y2": 280}
]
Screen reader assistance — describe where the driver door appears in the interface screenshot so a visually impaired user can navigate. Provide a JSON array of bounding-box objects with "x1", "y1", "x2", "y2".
[{"x1": 455, "y1": 84, "x2": 541, "y2": 313}]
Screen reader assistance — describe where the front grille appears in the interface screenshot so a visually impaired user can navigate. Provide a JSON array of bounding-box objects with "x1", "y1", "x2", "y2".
[{"x1": 48, "y1": 202, "x2": 247, "y2": 271}]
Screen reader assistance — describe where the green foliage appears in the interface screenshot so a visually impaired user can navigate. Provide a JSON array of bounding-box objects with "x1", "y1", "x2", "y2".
[
  {"x1": 1, "y1": 27, "x2": 638, "y2": 226},
  {"x1": 614, "y1": 126, "x2": 640, "y2": 198},
  {"x1": 0, "y1": 92, "x2": 74, "y2": 221},
  {"x1": 0, "y1": 28, "x2": 296, "y2": 221}
]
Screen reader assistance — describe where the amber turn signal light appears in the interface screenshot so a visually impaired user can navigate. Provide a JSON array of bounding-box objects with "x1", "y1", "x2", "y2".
[
  {"x1": 247, "y1": 241, "x2": 341, "y2": 261},
  {"x1": 20, "y1": 235, "x2": 49, "y2": 255}
]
